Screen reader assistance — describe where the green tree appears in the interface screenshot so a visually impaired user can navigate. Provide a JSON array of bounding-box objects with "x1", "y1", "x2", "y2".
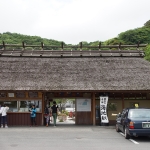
[
  {"x1": 104, "y1": 38, "x2": 125, "y2": 45},
  {"x1": 118, "y1": 27, "x2": 150, "y2": 44},
  {"x1": 144, "y1": 20, "x2": 150, "y2": 27},
  {"x1": 145, "y1": 44, "x2": 150, "y2": 61}
]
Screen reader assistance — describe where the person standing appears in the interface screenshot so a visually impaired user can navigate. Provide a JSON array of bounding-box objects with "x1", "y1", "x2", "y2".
[
  {"x1": 44, "y1": 105, "x2": 51, "y2": 127},
  {"x1": 29, "y1": 105, "x2": 37, "y2": 127},
  {"x1": 50, "y1": 101, "x2": 58, "y2": 127},
  {"x1": 0, "y1": 104, "x2": 9, "y2": 128}
]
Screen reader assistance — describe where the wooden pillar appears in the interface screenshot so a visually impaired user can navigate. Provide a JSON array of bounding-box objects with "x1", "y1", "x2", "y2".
[
  {"x1": 42, "y1": 92, "x2": 45, "y2": 125},
  {"x1": 92, "y1": 92, "x2": 96, "y2": 125}
]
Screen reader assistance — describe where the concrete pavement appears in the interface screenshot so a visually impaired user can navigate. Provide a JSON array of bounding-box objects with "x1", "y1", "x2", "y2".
[{"x1": 1, "y1": 125, "x2": 150, "y2": 150}]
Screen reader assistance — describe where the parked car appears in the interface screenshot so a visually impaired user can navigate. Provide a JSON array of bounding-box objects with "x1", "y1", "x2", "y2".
[{"x1": 116, "y1": 108, "x2": 150, "y2": 139}]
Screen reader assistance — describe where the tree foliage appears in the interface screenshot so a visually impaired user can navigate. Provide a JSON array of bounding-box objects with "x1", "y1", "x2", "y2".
[
  {"x1": 104, "y1": 38, "x2": 125, "y2": 45},
  {"x1": 118, "y1": 27, "x2": 150, "y2": 44},
  {"x1": 144, "y1": 20, "x2": 150, "y2": 27},
  {"x1": 0, "y1": 32, "x2": 63, "y2": 50},
  {"x1": 145, "y1": 44, "x2": 150, "y2": 61}
]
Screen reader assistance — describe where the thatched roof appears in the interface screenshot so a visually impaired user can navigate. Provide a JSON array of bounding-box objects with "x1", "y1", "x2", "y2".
[{"x1": 0, "y1": 57, "x2": 150, "y2": 91}]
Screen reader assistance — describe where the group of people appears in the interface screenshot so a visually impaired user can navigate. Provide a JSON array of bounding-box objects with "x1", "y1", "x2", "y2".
[
  {"x1": 30, "y1": 101, "x2": 59, "y2": 127},
  {"x1": 44, "y1": 101, "x2": 59, "y2": 127},
  {"x1": 0, "y1": 104, "x2": 9, "y2": 128},
  {"x1": 0, "y1": 101, "x2": 58, "y2": 128}
]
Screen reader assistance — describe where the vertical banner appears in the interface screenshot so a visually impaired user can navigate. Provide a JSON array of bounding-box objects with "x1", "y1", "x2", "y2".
[{"x1": 100, "y1": 96, "x2": 109, "y2": 123}]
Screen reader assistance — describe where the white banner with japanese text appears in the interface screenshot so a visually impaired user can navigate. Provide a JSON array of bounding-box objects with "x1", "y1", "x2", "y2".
[{"x1": 100, "y1": 96, "x2": 109, "y2": 123}]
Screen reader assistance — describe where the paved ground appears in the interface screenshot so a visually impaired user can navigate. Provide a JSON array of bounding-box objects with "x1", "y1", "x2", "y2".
[
  {"x1": 55, "y1": 116, "x2": 75, "y2": 125},
  {"x1": 1, "y1": 125, "x2": 150, "y2": 150}
]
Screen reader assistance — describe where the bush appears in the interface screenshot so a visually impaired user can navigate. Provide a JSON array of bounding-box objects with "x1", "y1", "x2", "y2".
[
  {"x1": 62, "y1": 110, "x2": 69, "y2": 116},
  {"x1": 59, "y1": 118, "x2": 64, "y2": 122},
  {"x1": 145, "y1": 44, "x2": 150, "y2": 62}
]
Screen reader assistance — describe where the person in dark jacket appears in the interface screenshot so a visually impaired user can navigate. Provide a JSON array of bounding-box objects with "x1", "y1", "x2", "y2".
[
  {"x1": 50, "y1": 101, "x2": 58, "y2": 127},
  {"x1": 29, "y1": 105, "x2": 37, "y2": 127},
  {"x1": 44, "y1": 105, "x2": 51, "y2": 127}
]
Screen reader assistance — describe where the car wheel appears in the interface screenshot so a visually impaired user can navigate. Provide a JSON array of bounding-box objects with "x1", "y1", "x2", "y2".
[
  {"x1": 116, "y1": 124, "x2": 120, "y2": 132},
  {"x1": 124, "y1": 128, "x2": 130, "y2": 139}
]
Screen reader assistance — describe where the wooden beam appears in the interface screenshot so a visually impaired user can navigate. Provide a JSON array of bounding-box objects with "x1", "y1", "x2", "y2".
[{"x1": 0, "y1": 43, "x2": 147, "y2": 48}]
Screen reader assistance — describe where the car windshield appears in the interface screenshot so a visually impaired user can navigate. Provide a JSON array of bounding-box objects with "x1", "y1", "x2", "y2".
[{"x1": 128, "y1": 109, "x2": 150, "y2": 119}]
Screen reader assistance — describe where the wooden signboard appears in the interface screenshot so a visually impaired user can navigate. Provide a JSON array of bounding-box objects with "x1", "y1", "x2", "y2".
[
  {"x1": 16, "y1": 92, "x2": 26, "y2": 98},
  {"x1": 28, "y1": 92, "x2": 38, "y2": 98},
  {"x1": 0, "y1": 92, "x2": 7, "y2": 98},
  {"x1": 8, "y1": 93, "x2": 15, "y2": 97}
]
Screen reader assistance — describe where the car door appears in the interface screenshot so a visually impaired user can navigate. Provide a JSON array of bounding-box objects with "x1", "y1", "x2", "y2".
[
  {"x1": 120, "y1": 110, "x2": 127, "y2": 132},
  {"x1": 116, "y1": 113, "x2": 122, "y2": 129}
]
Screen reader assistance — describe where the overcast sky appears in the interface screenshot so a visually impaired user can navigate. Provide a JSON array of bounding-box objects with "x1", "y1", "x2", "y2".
[{"x1": 0, "y1": 0, "x2": 150, "y2": 44}]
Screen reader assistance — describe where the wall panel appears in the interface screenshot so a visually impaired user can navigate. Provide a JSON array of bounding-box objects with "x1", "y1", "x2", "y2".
[{"x1": 0, "y1": 113, "x2": 42, "y2": 126}]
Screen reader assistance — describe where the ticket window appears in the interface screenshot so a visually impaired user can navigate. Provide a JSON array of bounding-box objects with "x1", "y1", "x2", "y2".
[{"x1": 0, "y1": 100, "x2": 42, "y2": 112}]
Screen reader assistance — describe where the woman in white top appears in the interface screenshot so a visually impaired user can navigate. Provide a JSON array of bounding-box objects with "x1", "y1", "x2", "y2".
[{"x1": 0, "y1": 104, "x2": 9, "y2": 128}]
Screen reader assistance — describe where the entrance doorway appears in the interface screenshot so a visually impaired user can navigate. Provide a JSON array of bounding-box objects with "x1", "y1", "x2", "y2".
[
  {"x1": 50, "y1": 98, "x2": 75, "y2": 126},
  {"x1": 44, "y1": 92, "x2": 93, "y2": 126}
]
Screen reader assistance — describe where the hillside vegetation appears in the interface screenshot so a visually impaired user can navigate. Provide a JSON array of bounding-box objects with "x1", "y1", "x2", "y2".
[
  {"x1": 0, "y1": 20, "x2": 150, "y2": 60},
  {"x1": 104, "y1": 20, "x2": 150, "y2": 45}
]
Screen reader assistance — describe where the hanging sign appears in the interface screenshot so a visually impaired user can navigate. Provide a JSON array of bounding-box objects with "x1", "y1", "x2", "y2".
[
  {"x1": 8, "y1": 93, "x2": 15, "y2": 97},
  {"x1": 76, "y1": 98, "x2": 91, "y2": 112},
  {"x1": 135, "y1": 103, "x2": 139, "y2": 108},
  {"x1": 100, "y1": 96, "x2": 109, "y2": 123}
]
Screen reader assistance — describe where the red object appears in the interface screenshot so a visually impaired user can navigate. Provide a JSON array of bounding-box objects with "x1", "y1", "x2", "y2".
[
  {"x1": 129, "y1": 121, "x2": 134, "y2": 129},
  {"x1": 69, "y1": 111, "x2": 73, "y2": 117}
]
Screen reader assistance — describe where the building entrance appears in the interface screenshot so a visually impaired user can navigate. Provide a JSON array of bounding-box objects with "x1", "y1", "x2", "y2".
[
  {"x1": 44, "y1": 98, "x2": 75, "y2": 126},
  {"x1": 44, "y1": 92, "x2": 93, "y2": 126}
]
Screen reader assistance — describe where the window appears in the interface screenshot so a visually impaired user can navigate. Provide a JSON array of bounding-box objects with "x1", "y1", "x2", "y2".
[
  {"x1": 130, "y1": 102, "x2": 139, "y2": 108},
  {"x1": 0, "y1": 100, "x2": 42, "y2": 112},
  {"x1": 128, "y1": 109, "x2": 150, "y2": 119},
  {"x1": 121, "y1": 110, "x2": 128, "y2": 118},
  {"x1": 16, "y1": 92, "x2": 26, "y2": 98},
  {"x1": 0, "y1": 101, "x2": 17, "y2": 112},
  {"x1": 107, "y1": 102, "x2": 117, "y2": 111},
  {"x1": 19, "y1": 100, "x2": 42, "y2": 112},
  {"x1": 0, "y1": 92, "x2": 7, "y2": 98},
  {"x1": 96, "y1": 105, "x2": 100, "y2": 119},
  {"x1": 28, "y1": 92, "x2": 38, "y2": 98}
]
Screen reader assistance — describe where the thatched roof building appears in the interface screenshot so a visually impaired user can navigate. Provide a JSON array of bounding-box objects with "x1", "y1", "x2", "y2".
[
  {"x1": 0, "y1": 43, "x2": 150, "y2": 126},
  {"x1": 0, "y1": 57, "x2": 150, "y2": 91}
]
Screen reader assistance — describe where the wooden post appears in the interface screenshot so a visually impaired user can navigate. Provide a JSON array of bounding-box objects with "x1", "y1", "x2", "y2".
[
  {"x1": 92, "y1": 92, "x2": 96, "y2": 125},
  {"x1": 42, "y1": 92, "x2": 45, "y2": 126},
  {"x1": 98, "y1": 42, "x2": 101, "y2": 49},
  {"x1": 41, "y1": 42, "x2": 44, "y2": 49},
  {"x1": 2, "y1": 41, "x2": 5, "y2": 50},
  {"x1": 61, "y1": 42, "x2": 64, "y2": 50},
  {"x1": 80, "y1": 42, "x2": 82, "y2": 49}
]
